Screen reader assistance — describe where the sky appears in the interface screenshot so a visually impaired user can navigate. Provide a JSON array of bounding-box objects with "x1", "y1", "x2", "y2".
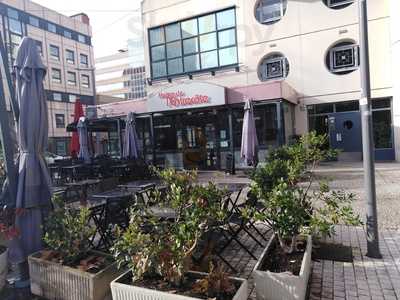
[{"x1": 33, "y1": 0, "x2": 142, "y2": 58}]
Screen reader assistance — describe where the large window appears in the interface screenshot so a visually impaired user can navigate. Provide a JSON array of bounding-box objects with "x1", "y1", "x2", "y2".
[
  {"x1": 81, "y1": 74, "x2": 90, "y2": 88},
  {"x1": 149, "y1": 8, "x2": 238, "y2": 80},
  {"x1": 80, "y1": 54, "x2": 89, "y2": 67},
  {"x1": 66, "y1": 49, "x2": 75, "y2": 64},
  {"x1": 372, "y1": 99, "x2": 393, "y2": 149},
  {"x1": 255, "y1": 0, "x2": 287, "y2": 24},
  {"x1": 67, "y1": 72, "x2": 77, "y2": 86}
]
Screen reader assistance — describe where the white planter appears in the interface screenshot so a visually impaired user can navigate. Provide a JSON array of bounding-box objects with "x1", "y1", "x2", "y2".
[
  {"x1": 111, "y1": 270, "x2": 248, "y2": 300},
  {"x1": 0, "y1": 248, "x2": 8, "y2": 291},
  {"x1": 28, "y1": 251, "x2": 124, "y2": 300},
  {"x1": 253, "y1": 235, "x2": 312, "y2": 300}
]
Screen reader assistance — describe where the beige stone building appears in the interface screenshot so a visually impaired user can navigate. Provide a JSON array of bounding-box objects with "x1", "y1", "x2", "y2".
[{"x1": 0, "y1": 0, "x2": 95, "y2": 156}]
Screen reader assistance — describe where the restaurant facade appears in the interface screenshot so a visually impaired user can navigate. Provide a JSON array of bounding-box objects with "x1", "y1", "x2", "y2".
[{"x1": 90, "y1": 0, "x2": 400, "y2": 168}]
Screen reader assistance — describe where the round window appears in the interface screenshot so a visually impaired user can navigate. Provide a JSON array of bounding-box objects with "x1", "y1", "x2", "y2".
[
  {"x1": 258, "y1": 53, "x2": 290, "y2": 82},
  {"x1": 255, "y1": 0, "x2": 288, "y2": 25},
  {"x1": 322, "y1": 0, "x2": 354, "y2": 10},
  {"x1": 343, "y1": 120, "x2": 353, "y2": 130},
  {"x1": 325, "y1": 40, "x2": 359, "y2": 75}
]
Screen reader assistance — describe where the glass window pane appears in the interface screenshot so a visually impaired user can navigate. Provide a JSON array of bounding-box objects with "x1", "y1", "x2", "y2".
[
  {"x1": 9, "y1": 19, "x2": 22, "y2": 34},
  {"x1": 48, "y1": 23, "x2": 56, "y2": 33},
  {"x1": 7, "y1": 8, "x2": 19, "y2": 19},
  {"x1": 152, "y1": 61, "x2": 167, "y2": 78},
  {"x1": 373, "y1": 110, "x2": 393, "y2": 149},
  {"x1": 151, "y1": 45, "x2": 165, "y2": 61},
  {"x1": 166, "y1": 23, "x2": 181, "y2": 42},
  {"x1": 217, "y1": 9, "x2": 235, "y2": 30},
  {"x1": 199, "y1": 32, "x2": 217, "y2": 52},
  {"x1": 149, "y1": 27, "x2": 165, "y2": 46},
  {"x1": 372, "y1": 98, "x2": 391, "y2": 109},
  {"x1": 183, "y1": 37, "x2": 199, "y2": 54},
  {"x1": 315, "y1": 103, "x2": 334, "y2": 114},
  {"x1": 201, "y1": 51, "x2": 218, "y2": 69},
  {"x1": 335, "y1": 101, "x2": 359, "y2": 112},
  {"x1": 29, "y1": 16, "x2": 39, "y2": 27},
  {"x1": 219, "y1": 46, "x2": 237, "y2": 66},
  {"x1": 256, "y1": 0, "x2": 283, "y2": 23},
  {"x1": 166, "y1": 41, "x2": 182, "y2": 59},
  {"x1": 10, "y1": 34, "x2": 21, "y2": 45},
  {"x1": 184, "y1": 54, "x2": 200, "y2": 72},
  {"x1": 218, "y1": 29, "x2": 236, "y2": 48},
  {"x1": 168, "y1": 58, "x2": 183, "y2": 75},
  {"x1": 181, "y1": 19, "x2": 198, "y2": 38},
  {"x1": 199, "y1": 14, "x2": 216, "y2": 34}
]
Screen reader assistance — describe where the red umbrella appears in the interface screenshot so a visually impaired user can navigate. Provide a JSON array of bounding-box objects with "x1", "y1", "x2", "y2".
[{"x1": 70, "y1": 99, "x2": 84, "y2": 158}]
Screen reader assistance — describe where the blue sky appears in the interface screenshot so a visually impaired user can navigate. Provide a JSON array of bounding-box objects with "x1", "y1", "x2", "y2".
[{"x1": 33, "y1": 0, "x2": 141, "y2": 58}]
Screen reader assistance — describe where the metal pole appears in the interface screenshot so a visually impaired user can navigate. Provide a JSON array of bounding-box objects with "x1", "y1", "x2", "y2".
[
  {"x1": 228, "y1": 108, "x2": 235, "y2": 174},
  {"x1": 358, "y1": 0, "x2": 381, "y2": 258}
]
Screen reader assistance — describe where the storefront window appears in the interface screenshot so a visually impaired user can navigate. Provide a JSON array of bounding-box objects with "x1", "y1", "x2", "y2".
[
  {"x1": 154, "y1": 115, "x2": 178, "y2": 151},
  {"x1": 373, "y1": 110, "x2": 392, "y2": 149}
]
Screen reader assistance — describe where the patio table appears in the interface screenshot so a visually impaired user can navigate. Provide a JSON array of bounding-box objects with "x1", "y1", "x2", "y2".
[
  {"x1": 119, "y1": 179, "x2": 162, "y2": 191},
  {"x1": 65, "y1": 179, "x2": 102, "y2": 202},
  {"x1": 61, "y1": 164, "x2": 85, "y2": 181}
]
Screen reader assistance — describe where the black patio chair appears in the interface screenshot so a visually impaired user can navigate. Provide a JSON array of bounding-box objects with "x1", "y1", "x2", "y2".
[{"x1": 88, "y1": 204, "x2": 108, "y2": 251}]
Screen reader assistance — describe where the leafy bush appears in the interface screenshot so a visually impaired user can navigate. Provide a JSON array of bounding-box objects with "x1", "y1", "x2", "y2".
[
  {"x1": 43, "y1": 196, "x2": 95, "y2": 264},
  {"x1": 112, "y1": 169, "x2": 227, "y2": 288},
  {"x1": 251, "y1": 132, "x2": 361, "y2": 254}
]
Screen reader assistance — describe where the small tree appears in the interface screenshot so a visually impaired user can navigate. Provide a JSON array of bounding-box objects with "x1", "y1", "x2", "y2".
[
  {"x1": 251, "y1": 132, "x2": 361, "y2": 254},
  {"x1": 43, "y1": 196, "x2": 95, "y2": 264}
]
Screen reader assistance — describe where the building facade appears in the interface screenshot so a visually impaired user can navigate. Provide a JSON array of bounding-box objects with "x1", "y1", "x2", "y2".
[
  {"x1": 96, "y1": 50, "x2": 147, "y2": 101},
  {"x1": 0, "y1": 0, "x2": 95, "y2": 156},
  {"x1": 93, "y1": 0, "x2": 398, "y2": 169}
]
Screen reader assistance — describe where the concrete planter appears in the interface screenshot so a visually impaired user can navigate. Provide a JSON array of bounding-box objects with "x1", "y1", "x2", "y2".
[
  {"x1": 111, "y1": 270, "x2": 248, "y2": 300},
  {"x1": 253, "y1": 235, "x2": 312, "y2": 300},
  {"x1": 0, "y1": 248, "x2": 7, "y2": 292},
  {"x1": 28, "y1": 251, "x2": 124, "y2": 300}
]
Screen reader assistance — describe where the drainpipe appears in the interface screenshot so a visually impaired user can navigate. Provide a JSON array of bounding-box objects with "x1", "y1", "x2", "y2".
[{"x1": 228, "y1": 108, "x2": 235, "y2": 174}]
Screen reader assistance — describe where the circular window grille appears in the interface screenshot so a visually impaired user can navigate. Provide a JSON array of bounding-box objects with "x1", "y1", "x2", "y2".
[{"x1": 254, "y1": 0, "x2": 288, "y2": 25}]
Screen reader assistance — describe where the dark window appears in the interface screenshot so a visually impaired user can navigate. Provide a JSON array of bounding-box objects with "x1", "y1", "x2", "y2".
[
  {"x1": 56, "y1": 140, "x2": 67, "y2": 156},
  {"x1": 78, "y1": 34, "x2": 86, "y2": 43},
  {"x1": 335, "y1": 101, "x2": 359, "y2": 112},
  {"x1": 67, "y1": 72, "x2": 77, "y2": 86},
  {"x1": 80, "y1": 54, "x2": 88, "y2": 66},
  {"x1": 48, "y1": 23, "x2": 57, "y2": 33},
  {"x1": 51, "y1": 69, "x2": 62, "y2": 84},
  {"x1": 49, "y1": 45, "x2": 60, "y2": 60},
  {"x1": 66, "y1": 49, "x2": 75, "y2": 64},
  {"x1": 81, "y1": 74, "x2": 90, "y2": 88},
  {"x1": 373, "y1": 110, "x2": 392, "y2": 149},
  {"x1": 372, "y1": 98, "x2": 391, "y2": 109},
  {"x1": 55, "y1": 114, "x2": 65, "y2": 128},
  {"x1": 35, "y1": 40, "x2": 43, "y2": 56},
  {"x1": 255, "y1": 0, "x2": 287, "y2": 24},
  {"x1": 154, "y1": 115, "x2": 177, "y2": 151},
  {"x1": 64, "y1": 30, "x2": 72, "y2": 39},
  {"x1": 148, "y1": 7, "x2": 238, "y2": 79},
  {"x1": 327, "y1": 41, "x2": 359, "y2": 75},
  {"x1": 29, "y1": 16, "x2": 40, "y2": 27}
]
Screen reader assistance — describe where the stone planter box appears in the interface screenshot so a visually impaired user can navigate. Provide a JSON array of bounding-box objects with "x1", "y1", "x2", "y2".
[
  {"x1": 0, "y1": 248, "x2": 7, "y2": 292},
  {"x1": 111, "y1": 270, "x2": 248, "y2": 300},
  {"x1": 253, "y1": 235, "x2": 312, "y2": 300},
  {"x1": 28, "y1": 251, "x2": 124, "y2": 300}
]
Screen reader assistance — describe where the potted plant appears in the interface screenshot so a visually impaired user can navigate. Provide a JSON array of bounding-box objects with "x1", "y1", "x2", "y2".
[
  {"x1": 110, "y1": 169, "x2": 248, "y2": 300},
  {"x1": 28, "y1": 197, "x2": 124, "y2": 300},
  {"x1": 250, "y1": 133, "x2": 361, "y2": 300},
  {"x1": 0, "y1": 205, "x2": 21, "y2": 292}
]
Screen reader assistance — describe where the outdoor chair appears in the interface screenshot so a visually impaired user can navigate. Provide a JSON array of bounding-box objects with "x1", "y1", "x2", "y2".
[
  {"x1": 212, "y1": 190, "x2": 267, "y2": 273},
  {"x1": 87, "y1": 204, "x2": 108, "y2": 251},
  {"x1": 135, "y1": 186, "x2": 157, "y2": 206}
]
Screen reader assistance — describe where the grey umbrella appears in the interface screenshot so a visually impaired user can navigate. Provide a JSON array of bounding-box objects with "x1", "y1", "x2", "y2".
[
  {"x1": 122, "y1": 112, "x2": 139, "y2": 159},
  {"x1": 77, "y1": 117, "x2": 91, "y2": 164},
  {"x1": 240, "y1": 99, "x2": 259, "y2": 166},
  {"x1": 9, "y1": 37, "x2": 52, "y2": 263}
]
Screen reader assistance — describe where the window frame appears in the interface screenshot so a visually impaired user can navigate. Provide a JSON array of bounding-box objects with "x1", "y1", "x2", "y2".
[
  {"x1": 148, "y1": 7, "x2": 238, "y2": 80},
  {"x1": 49, "y1": 44, "x2": 60, "y2": 60},
  {"x1": 51, "y1": 68, "x2": 62, "y2": 84},
  {"x1": 67, "y1": 71, "x2": 77, "y2": 86},
  {"x1": 80, "y1": 53, "x2": 89, "y2": 67},
  {"x1": 66, "y1": 49, "x2": 75, "y2": 64},
  {"x1": 329, "y1": 44, "x2": 359, "y2": 73},
  {"x1": 81, "y1": 74, "x2": 90, "y2": 88},
  {"x1": 55, "y1": 114, "x2": 66, "y2": 128},
  {"x1": 255, "y1": 0, "x2": 285, "y2": 24},
  {"x1": 327, "y1": 0, "x2": 354, "y2": 8}
]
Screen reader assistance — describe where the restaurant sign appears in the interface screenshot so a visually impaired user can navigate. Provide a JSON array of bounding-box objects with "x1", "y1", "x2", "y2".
[{"x1": 147, "y1": 82, "x2": 226, "y2": 112}]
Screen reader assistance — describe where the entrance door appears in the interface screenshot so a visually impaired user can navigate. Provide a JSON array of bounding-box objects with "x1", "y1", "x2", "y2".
[
  {"x1": 181, "y1": 112, "x2": 218, "y2": 170},
  {"x1": 328, "y1": 112, "x2": 362, "y2": 160}
]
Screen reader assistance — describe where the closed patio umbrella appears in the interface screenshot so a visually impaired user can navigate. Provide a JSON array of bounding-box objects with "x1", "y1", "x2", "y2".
[
  {"x1": 122, "y1": 112, "x2": 139, "y2": 159},
  {"x1": 9, "y1": 37, "x2": 52, "y2": 263},
  {"x1": 70, "y1": 99, "x2": 84, "y2": 158},
  {"x1": 78, "y1": 117, "x2": 91, "y2": 164},
  {"x1": 240, "y1": 99, "x2": 259, "y2": 166}
]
